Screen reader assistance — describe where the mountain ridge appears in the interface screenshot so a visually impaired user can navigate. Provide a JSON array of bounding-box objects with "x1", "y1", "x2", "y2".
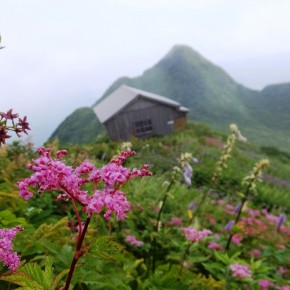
[{"x1": 49, "y1": 45, "x2": 290, "y2": 152}]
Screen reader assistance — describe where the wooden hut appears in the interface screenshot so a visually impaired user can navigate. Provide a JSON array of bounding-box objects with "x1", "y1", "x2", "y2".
[{"x1": 93, "y1": 85, "x2": 189, "y2": 140}]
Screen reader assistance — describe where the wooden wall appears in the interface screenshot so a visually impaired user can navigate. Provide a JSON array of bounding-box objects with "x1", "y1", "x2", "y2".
[{"x1": 104, "y1": 97, "x2": 180, "y2": 140}]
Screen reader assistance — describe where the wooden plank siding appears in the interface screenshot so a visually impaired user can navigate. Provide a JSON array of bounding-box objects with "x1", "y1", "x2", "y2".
[{"x1": 104, "y1": 96, "x2": 179, "y2": 140}]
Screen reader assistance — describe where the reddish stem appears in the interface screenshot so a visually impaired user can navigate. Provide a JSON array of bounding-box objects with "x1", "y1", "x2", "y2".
[
  {"x1": 71, "y1": 199, "x2": 82, "y2": 242},
  {"x1": 63, "y1": 215, "x2": 91, "y2": 290}
]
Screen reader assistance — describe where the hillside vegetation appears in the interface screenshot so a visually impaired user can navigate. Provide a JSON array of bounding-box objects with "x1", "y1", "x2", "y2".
[
  {"x1": 50, "y1": 45, "x2": 290, "y2": 152},
  {"x1": 1, "y1": 122, "x2": 290, "y2": 289}
]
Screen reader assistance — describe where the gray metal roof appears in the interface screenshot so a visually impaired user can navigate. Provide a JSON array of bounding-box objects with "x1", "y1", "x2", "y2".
[{"x1": 93, "y1": 85, "x2": 188, "y2": 123}]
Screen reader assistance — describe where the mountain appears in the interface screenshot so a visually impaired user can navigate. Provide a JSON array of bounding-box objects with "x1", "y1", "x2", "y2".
[
  {"x1": 96, "y1": 45, "x2": 258, "y2": 126},
  {"x1": 49, "y1": 107, "x2": 104, "y2": 145},
  {"x1": 49, "y1": 45, "x2": 290, "y2": 152}
]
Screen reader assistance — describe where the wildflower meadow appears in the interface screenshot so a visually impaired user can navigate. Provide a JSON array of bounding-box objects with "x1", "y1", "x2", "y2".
[{"x1": 0, "y1": 107, "x2": 290, "y2": 289}]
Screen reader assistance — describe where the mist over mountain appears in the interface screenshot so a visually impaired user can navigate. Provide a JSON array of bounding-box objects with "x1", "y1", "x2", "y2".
[{"x1": 50, "y1": 45, "x2": 290, "y2": 152}]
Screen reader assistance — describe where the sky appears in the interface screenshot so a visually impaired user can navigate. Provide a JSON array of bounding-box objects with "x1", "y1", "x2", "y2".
[{"x1": 1, "y1": 0, "x2": 290, "y2": 146}]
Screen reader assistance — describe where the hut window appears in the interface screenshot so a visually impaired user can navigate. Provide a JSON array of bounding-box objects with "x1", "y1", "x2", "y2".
[{"x1": 135, "y1": 119, "x2": 153, "y2": 136}]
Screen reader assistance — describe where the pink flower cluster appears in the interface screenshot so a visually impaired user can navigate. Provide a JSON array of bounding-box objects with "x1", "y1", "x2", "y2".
[
  {"x1": 229, "y1": 263, "x2": 252, "y2": 279},
  {"x1": 181, "y1": 226, "x2": 212, "y2": 242},
  {"x1": 18, "y1": 148, "x2": 152, "y2": 220},
  {"x1": 259, "y1": 279, "x2": 290, "y2": 290},
  {"x1": 207, "y1": 242, "x2": 222, "y2": 250},
  {"x1": 165, "y1": 216, "x2": 183, "y2": 227},
  {"x1": 125, "y1": 235, "x2": 144, "y2": 246},
  {"x1": 0, "y1": 226, "x2": 23, "y2": 271},
  {"x1": 259, "y1": 279, "x2": 275, "y2": 290}
]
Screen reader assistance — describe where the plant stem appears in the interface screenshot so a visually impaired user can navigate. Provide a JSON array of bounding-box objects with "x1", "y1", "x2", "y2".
[
  {"x1": 71, "y1": 199, "x2": 82, "y2": 242},
  {"x1": 152, "y1": 181, "x2": 173, "y2": 273},
  {"x1": 225, "y1": 185, "x2": 250, "y2": 251},
  {"x1": 179, "y1": 242, "x2": 191, "y2": 274},
  {"x1": 63, "y1": 216, "x2": 91, "y2": 290},
  {"x1": 191, "y1": 188, "x2": 210, "y2": 221}
]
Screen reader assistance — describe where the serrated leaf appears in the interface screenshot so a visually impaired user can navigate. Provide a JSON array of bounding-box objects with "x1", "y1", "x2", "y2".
[
  {"x1": 88, "y1": 236, "x2": 124, "y2": 261},
  {"x1": 0, "y1": 271, "x2": 44, "y2": 289},
  {"x1": 22, "y1": 262, "x2": 52, "y2": 289},
  {"x1": 41, "y1": 257, "x2": 54, "y2": 289},
  {"x1": 54, "y1": 244, "x2": 74, "y2": 268},
  {"x1": 51, "y1": 268, "x2": 70, "y2": 290}
]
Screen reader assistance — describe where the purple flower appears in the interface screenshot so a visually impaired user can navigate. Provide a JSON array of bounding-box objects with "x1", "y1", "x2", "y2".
[
  {"x1": 234, "y1": 203, "x2": 242, "y2": 214},
  {"x1": 225, "y1": 220, "x2": 235, "y2": 231},
  {"x1": 188, "y1": 201, "x2": 195, "y2": 210},
  {"x1": 183, "y1": 163, "x2": 192, "y2": 186},
  {"x1": 277, "y1": 213, "x2": 286, "y2": 231}
]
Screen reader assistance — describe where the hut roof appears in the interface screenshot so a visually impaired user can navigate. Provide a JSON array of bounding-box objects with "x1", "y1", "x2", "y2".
[{"x1": 93, "y1": 85, "x2": 188, "y2": 123}]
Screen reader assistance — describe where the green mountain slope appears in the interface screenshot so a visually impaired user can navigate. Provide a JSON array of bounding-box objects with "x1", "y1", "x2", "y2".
[
  {"x1": 49, "y1": 45, "x2": 290, "y2": 151},
  {"x1": 254, "y1": 83, "x2": 290, "y2": 130},
  {"x1": 49, "y1": 107, "x2": 104, "y2": 144},
  {"x1": 98, "y1": 45, "x2": 258, "y2": 128}
]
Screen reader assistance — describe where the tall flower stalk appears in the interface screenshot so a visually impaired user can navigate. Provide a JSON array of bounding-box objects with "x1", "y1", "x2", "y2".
[
  {"x1": 151, "y1": 152, "x2": 193, "y2": 273},
  {"x1": 151, "y1": 179, "x2": 173, "y2": 273},
  {"x1": 192, "y1": 124, "x2": 240, "y2": 220},
  {"x1": 225, "y1": 159, "x2": 269, "y2": 251}
]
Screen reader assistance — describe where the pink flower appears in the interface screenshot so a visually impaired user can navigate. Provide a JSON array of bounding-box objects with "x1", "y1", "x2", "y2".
[
  {"x1": 207, "y1": 242, "x2": 222, "y2": 250},
  {"x1": 250, "y1": 249, "x2": 261, "y2": 257},
  {"x1": 18, "y1": 148, "x2": 152, "y2": 221},
  {"x1": 278, "y1": 266, "x2": 288, "y2": 275},
  {"x1": 86, "y1": 189, "x2": 130, "y2": 220},
  {"x1": 165, "y1": 217, "x2": 183, "y2": 226},
  {"x1": 279, "y1": 286, "x2": 290, "y2": 290},
  {"x1": 247, "y1": 209, "x2": 260, "y2": 217},
  {"x1": 229, "y1": 263, "x2": 252, "y2": 279},
  {"x1": 0, "y1": 226, "x2": 23, "y2": 271},
  {"x1": 265, "y1": 213, "x2": 279, "y2": 224},
  {"x1": 216, "y1": 199, "x2": 225, "y2": 205},
  {"x1": 125, "y1": 235, "x2": 144, "y2": 246},
  {"x1": 277, "y1": 244, "x2": 286, "y2": 250},
  {"x1": 259, "y1": 279, "x2": 275, "y2": 290},
  {"x1": 181, "y1": 227, "x2": 212, "y2": 242},
  {"x1": 232, "y1": 234, "x2": 243, "y2": 245}
]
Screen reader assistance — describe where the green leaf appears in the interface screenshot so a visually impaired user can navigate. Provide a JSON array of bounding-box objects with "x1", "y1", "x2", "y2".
[
  {"x1": 54, "y1": 245, "x2": 74, "y2": 268},
  {"x1": 214, "y1": 251, "x2": 231, "y2": 265},
  {"x1": 202, "y1": 262, "x2": 226, "y2": 280},
  {"x1": 88, "y1": 236, "x2": 124, "y2": 261},
  {"x1": 0, "y1": 271, "x2": 45, "y2": 289},
  {"x1": 41, "y1": 257, "x2": 54, "y2": 289},
  {"x1": 51, "y1": 268, "x2": 70, "y2": 290},
  {"x1": 0, "y1": 209, "x2": 29, "y2": 228},
  {"x1": 21, "y1": 262, "x2": 52, "y2": 289}
]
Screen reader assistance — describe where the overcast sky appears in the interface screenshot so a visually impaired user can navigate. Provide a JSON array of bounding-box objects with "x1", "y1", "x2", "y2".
[{"x1": 1, "y1": 0, "x2": 290, "y2": 146}]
